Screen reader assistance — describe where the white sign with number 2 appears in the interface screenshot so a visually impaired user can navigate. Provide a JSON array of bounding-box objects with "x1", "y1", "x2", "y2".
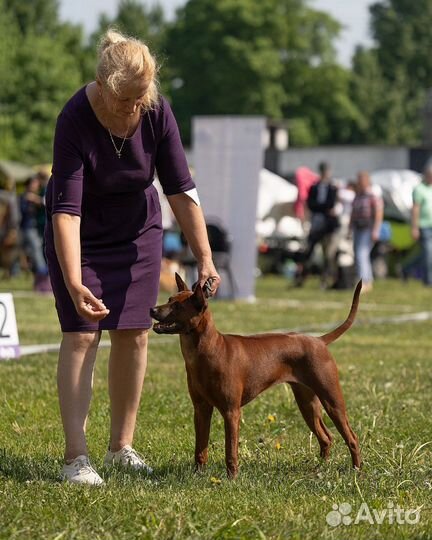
[{"x1": 0, "y1": 293, "x2": 20, "y2": 360}]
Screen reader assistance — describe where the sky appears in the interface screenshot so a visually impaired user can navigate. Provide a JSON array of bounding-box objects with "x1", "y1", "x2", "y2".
[{"x1": 58, "y1": 0, "x2": 375, "y2": 66}]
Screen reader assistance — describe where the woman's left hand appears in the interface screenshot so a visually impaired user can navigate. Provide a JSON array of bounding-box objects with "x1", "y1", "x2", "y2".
[{"x1": 197, "y1": 257, "x2": 221, "y2": 297}]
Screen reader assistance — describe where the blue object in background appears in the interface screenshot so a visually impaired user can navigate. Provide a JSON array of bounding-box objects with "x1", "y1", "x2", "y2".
[
  {"x1": 163, "y1": 231, "x2": 183, "y2": 256},
  {"x1": 379, "y1": 221, "x2": 392, "y2": 243}
]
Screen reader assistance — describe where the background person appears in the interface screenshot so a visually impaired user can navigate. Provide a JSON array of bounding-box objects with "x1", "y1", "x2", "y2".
[
  {"x1": 44, "y1": 29, "x2": 220, "y2": 485},
  {"x1": 0, "y1": 177, "x2": 20, "y2": 278},
  {"x1": 411, "y1": 161, "x2": 432, "y2": 286},
  {"x1": 20, "y1": 175, "x2": 50, "y2": 291},
  {"x1": 295, "y1": 162, "x2": 340, "y2": 288},
  {"x1": 330, "y1": 180, "x2": 356, "y2": 289},
  {"x1": 350, "y1": 171, "x2": 383, "y2": 293}
]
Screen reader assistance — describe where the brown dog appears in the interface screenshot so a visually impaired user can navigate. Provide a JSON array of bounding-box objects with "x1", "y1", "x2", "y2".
[{"x1": 150, "y1": 274, "x2": 362, "y2": 478}]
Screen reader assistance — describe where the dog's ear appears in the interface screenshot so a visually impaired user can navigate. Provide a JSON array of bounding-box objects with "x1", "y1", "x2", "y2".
[
  {"x1": 175, "y1": 272, "x2": 189, "y2": 292},
  {"x1": 192, "y1": 282, "x2": 207, "y2": 310},
  {"x1": 192, "y1": 278, "x2": 213, "y2": 298}
]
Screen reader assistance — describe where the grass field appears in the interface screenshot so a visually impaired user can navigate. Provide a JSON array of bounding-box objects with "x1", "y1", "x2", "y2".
[{"x1": 0, "y1": 274, "x2": 431, "y2": 539}]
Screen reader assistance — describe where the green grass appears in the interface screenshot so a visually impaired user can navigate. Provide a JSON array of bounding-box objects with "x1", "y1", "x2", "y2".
[{"x1": 0, "y1": 274, "x2": 431, "y2": 539}]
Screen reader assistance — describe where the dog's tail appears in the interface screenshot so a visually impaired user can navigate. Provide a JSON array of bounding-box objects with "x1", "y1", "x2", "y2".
[{"x1": 320, "y1": 280, "x2": 362, "y2": 345}]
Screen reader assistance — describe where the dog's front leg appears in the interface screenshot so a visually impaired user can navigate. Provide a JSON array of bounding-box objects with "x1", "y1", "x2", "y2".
[
  {"x1": 222, "y1": 408, "x2": 241, "y2": 479},
  {"x1": 193, "y1": 401, "x2": 214, "y2": 471}
]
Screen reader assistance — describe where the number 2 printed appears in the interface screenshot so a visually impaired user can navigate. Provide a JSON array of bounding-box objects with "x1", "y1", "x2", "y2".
[{"x1": 0, "y1": 301, "x2": 10, "y2": 338}]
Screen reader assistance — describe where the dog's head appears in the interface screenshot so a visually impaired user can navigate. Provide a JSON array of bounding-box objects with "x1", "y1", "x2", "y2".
[{"x1": 150, "y1": 273, "x2": 208, "y2": 334}]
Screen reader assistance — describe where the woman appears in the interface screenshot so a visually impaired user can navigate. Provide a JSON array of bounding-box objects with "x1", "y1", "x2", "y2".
[
  {"x1": 350, "y1": 171, "x2": 383, "y2": 293},
  {"x1": 45, "y1": 29, "x2": 220, "y2": 484}
]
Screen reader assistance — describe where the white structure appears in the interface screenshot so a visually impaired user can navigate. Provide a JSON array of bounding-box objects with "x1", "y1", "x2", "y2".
[
  {"x1": 0, "y1": 293, "x2": 20, "y2": 360},
  {"x1": 279, "y1": 146, "x2": 409, "y2": 179},
  {"x1": 256, "y1": 169, "x2": 303, "y2": 239},
  {"x1": 193, "y1": 116, "x2": 266, "y2": 300},
  {"x1": 370, "y1": 169, "x2": 421, "y2": 222}
]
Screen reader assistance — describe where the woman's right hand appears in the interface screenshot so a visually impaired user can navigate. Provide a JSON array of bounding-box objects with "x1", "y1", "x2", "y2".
[
  {"x1": 68, "y1": 283, "x2": 110, "y2": 322},
  {"x1": 411, "y1": 226, "x2": 420, "y2": 241}
]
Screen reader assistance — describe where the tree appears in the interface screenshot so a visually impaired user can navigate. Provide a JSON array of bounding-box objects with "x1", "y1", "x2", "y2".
[
  {"x1": 0, "y1": 0, "x2": 20, "y2": 158},
  {"x1": 0, "y1": 0, "x2": 85, "y2": 163},
  {"x1": 4, "y1": 0, "x2": 59, "y2": 36},
  {"x1": 165, "y1": 0, "x2": 288, "y2": 141},
  {"x1": 165, "y1": 0, "x2": 361, "y2": 144},
  {"x1": 287, "y1": 63, "x2": 362, "y2": 145},
  {"x1": 370, "y1": 0, "x2": 432, "y2": 89},
  {"x1": 6, "y1": 33, "x2": 83, "y2": 163},
  {"x1": 349, "y1": 45, "x2": 421, "y2": 145},
  {"x1": 354, "y1": 0, "x2": 432, "y2": 145},
  {"x1": 278, "y1": 6, "x2": 365, "y2": 145}
]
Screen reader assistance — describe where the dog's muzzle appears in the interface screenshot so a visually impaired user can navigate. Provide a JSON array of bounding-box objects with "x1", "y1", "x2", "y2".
[{"x1": 150, "y1": 307, "x2": 181, "y2": 334}]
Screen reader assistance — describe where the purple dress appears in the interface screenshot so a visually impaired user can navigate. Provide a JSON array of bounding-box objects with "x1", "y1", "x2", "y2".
[{"x1": 45, "y1": 87, "x2": 194, "y2": 332}]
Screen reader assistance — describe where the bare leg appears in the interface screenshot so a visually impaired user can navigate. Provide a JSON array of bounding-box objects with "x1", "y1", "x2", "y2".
[
  {"x1": 193, "y1": 401, "x2": 214, "y2": 470},
  {"x1": 223, "y1": 408, "x2": 241, "y2": 478},
  {"x1": 290, "y1": 383, "x2": 333, "y2": 459},
  {"x1": 108, "y1": 329, "x2": 148, "y2": 452},
  {"x1": 57, "y1": 331, "x2": 101, "y2": 461}
]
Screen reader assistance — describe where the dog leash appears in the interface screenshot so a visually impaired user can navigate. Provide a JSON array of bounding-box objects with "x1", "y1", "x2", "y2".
[{"x1": 193, "y1": 277, "x2": 216, "y2": 298}]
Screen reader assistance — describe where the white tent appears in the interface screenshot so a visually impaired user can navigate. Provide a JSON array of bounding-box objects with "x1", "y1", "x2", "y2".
[
  {"x1": 156, "y1": 168, "x2": 300, "y2": 232},
  {"x1": 256, "y1": 169, "x2": 302, "y2": 238},
  {"x1": 257, "y1": 168, "x2": 298, "y2": 219},
  {"x1": 370, "y1": 169, "x2": 421, "y2": 222}
]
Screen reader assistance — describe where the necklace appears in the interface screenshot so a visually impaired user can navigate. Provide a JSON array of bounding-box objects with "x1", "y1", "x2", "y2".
[{"x1": 108, "y1": 124, "x2": 129, "y2": 158}]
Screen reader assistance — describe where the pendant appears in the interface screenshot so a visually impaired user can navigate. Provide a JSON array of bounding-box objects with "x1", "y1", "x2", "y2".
[{"x1": 116, "y1": 151, "x2": 121, "y2": 158}]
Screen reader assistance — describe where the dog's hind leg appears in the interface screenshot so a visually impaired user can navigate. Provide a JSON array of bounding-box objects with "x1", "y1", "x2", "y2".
[
  {"x1": 193, "y1": 400, "x2": 214, "y2": 470},
  {"x1": 307, "y1": 363, "x2": 361, "y2": 469},
  {"x1": 222, "y1": 408, "x2": 241, "y2": 479},
  {"x1": 290, "y1": 383, "x2": 333, "y2": 460}
]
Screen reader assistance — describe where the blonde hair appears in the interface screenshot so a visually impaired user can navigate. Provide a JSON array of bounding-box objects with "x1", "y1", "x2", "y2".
[{"x1": 96, "y1": 28, "x2": 159, "y2": 111}]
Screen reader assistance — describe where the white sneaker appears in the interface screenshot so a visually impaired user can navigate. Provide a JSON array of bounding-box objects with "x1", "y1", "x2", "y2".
[
  {"x1": 61, "y1": 455, "x2": 104, "y2": 485},
  {"x1": 103, "y1": 445, "x2": 153, "y2": 474}
]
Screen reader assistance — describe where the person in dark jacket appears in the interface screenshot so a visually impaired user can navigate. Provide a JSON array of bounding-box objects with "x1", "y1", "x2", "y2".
[{"x1": 295, "y1": 162, "x2": 340, "y2": 287}]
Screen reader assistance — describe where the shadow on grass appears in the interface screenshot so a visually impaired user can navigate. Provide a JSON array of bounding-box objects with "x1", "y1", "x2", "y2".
[
  {"x1": 147, "y1": 455, "x2": 358, "y2": 485},
  {"x1": 0, "y1": 448, "x2": 60, "y2": 483},
  {"x1": 0, "y1": 447, "x2": 358, "y2": 486}
]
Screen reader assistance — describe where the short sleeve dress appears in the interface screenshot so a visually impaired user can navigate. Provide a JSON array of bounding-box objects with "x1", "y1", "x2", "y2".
[{"x1": 44, "y1": 87, "x2": 195, "y2": 332}]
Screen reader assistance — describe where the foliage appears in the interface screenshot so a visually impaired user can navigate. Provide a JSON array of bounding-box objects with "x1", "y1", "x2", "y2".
[
  {"x1": 6, "y1": 33, "x2": 83, "y2": 164},
  {"x1": 0, "y1": 0, "x2": 21, "y2": 158},
  {"x1": 0, "y1": 0, "x2": 85, "y2": 164},
  {"x1": 349, "y1": 46, "x2": 423, "y2": 145},
  {"x1": 278, "y1": 6, "x2": 363, "y2": 145},
  {"x1": 164, "y1": 0, "x2": 285, "y2": 141},
  {"x1": 349, "y1": 0, "x2": 432, "y2": 146},
  {"x1": 370, "y1": 0, "x2": 432, "y2": 90},
  {"x1": 3, "y1": 0, "x2": 60, "y2": 36},
  {"x1": 164, "y1": 0, "x2": 361, "y2": 143},
  {"x1": 287, "y1": 63, "x2": 362, "y2": 146},
  {"x1": 3, "y1": 0, "x2": 432, "y2": 163}
]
